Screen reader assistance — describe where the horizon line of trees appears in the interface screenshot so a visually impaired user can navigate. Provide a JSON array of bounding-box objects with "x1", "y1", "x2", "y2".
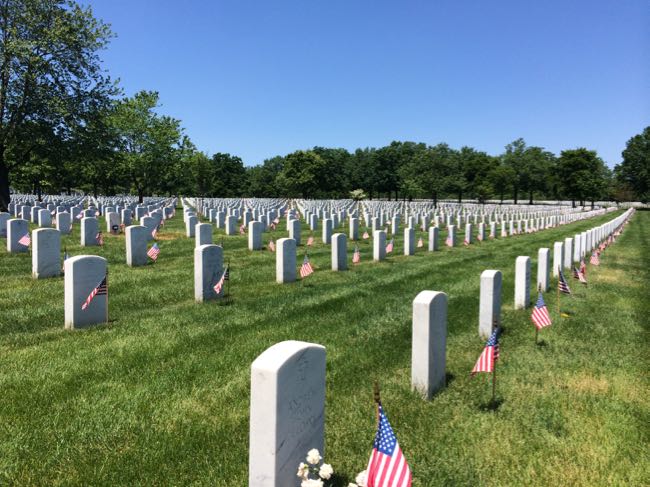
[{"x1": 1, "y1": 0, "x2": 648, "y2": 212}]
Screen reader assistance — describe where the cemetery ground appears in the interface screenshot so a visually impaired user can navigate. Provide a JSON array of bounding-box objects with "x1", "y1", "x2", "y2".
[{"x1": 0, "y1": 209, "x2": 648, "y2": 486}]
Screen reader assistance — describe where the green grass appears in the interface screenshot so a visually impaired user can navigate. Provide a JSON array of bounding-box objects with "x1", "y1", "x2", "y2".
[{"x1": 0, "y1": 209, "x2": 648, "y2": 486}]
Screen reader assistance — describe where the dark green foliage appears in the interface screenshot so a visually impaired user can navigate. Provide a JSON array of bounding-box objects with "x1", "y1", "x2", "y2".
[{"x1": 616, "y1": 126, "x2": 650, "y2": 202}]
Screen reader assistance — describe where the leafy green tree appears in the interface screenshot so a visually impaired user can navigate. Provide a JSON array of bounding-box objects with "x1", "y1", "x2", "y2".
[
  {"x1": 488, "y1": 164, "x2": 515, "y2": 203},
  {"x1": 0, "y1": 0, "x2": 117, "y2": 210},
  {"x1": 247, "y1": 156, "x2": 283, "y2": 197},
  {"x1": 557, "y1": 148, "x2": 609, "y2": 207},
  {"x1": 616, "y1": 127, "x2": 650, "y2": 202},
  {"x1": 110, "y1": 91, "x2": 182, "y2": 202},
  {"x1": 211, "y1": 153, "x2": 248, "y2": 197},
  {"x1": 275, "y1": 150, "x2": 328, "y2": 198}
]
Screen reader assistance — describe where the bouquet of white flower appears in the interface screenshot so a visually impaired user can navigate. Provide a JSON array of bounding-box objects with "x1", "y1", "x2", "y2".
[{"x1": 296, "y1": 449, "x2": 335, "y2": 487}]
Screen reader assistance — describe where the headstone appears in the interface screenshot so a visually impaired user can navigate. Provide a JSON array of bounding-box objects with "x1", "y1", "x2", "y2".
[
  {"x1": 125, "y1": 225, "x2": 148, "y2": 267},
  {"x1": 321, "y1": 218, "x2": 333, "y2": 245},
  {"x1": 428, "y1": 226, "x2": 439, "y2": 251},
  {"x1": 331, "y1": 233, "x2": 347, "y2": 271},
  {"x1": 80, "y1": 217, "x2": 99, "y2": 247},
  {"x1": 553, "y1": 242, "x2": 564, "y2": 277},
  {"x1": 30, "y1": 206, "x2": 39, "y2": 223},
  {"x1": 573, "y1": 234, "x2": 581, "y2": 262},
  {"x1": 106, "y1": 211, "x2": 120, "y2": 234},
  {"x1": 350, "y1": 217, "x2": 359, "y2": 240},
  {"x1": 373, "y1": 230, "x2": 386, "y2": 261},
  {"x1": 196, "y1": 223, "x2": 213, "y2": 246},
  {"x1": 56, "y1": 212, "x2": 71, "y2": 234},
  {"x1": 186, "y1": 216, "x2": 198, "y2": 237},
  {"x1": 465, "y1": 223, "x2": 473, "y2": 244},
  {"x1": 32, "y1": 228, "x2": 61, "y2": 279},
  {"x1": 479, "y1": 270, "x2": 502, "y2": 339},
  {"x1": 38, "y1": 208, "x2": 51, "y2": 227},
  {"x1": 391, "y1": 216, "x2": 400, "y2": 235},
  {"x1": 249, "y1": 341, "x2": 326, "y2": 487},
  {"x1": 447, "y1": 225, "x2": 456, "y2": 247},
  {"x1": 478, "y1": 223, "x2": 486, "y2": 242},
  {"x1": 563, "y1": 237, "x2": 573, "y2": 270},
  {"x1": 121, "y1": 209, "x2": 132, "y2": 226},
  {"x1": 64, "y1": 255, "x2": 107, "y2": 329},
  {"x1": 249, "y1": 221, "x2": 263, "y2": 250},
  {"x1": 216, "y1": 211, "x2": 226, "y2": 229},
  {"x1": 309, "y1": 214, "x2": 318, "y2": 231},
  {"x1": 276, "y1": 238, "x2": 296, "y2": 283},
  {"x1": 404, "y1": 227, "x2": 414, "y2": 255},
  {"x1": 514, "y1": 256, "x2": 531, "y2": 309},
  {"x1": 411, "y1": 291, "x2": 447, "y2": 400},
  {"x1": 0, "y1": 212, "x2": 9, "y2": 237},
  {"x1": 537, "y1": 248, "x2": 550, "y2": 292},
  {"x1": 225, "y1": 215, "x2": 237, "y2": 235},
  {"x1": 288, "y1": 219, "x2": 301, "y2": 246},
  {"x1": 141, "y1": 216, "x2": 157, "y2": 241},
  {"x1": 194, "y1": 244, "x2": 223, "y2": 302}
]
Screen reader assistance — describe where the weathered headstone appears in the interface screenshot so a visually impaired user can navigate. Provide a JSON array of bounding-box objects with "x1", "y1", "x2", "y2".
[
  {"x1": 106, "y1": 211, "x2": 120, "y2": 234},
  {"x1": 194, "y1": 244, "x2": 223, "y2": 302},
  {"x1": 331, "y1": 233, "x2": 347, "y2": 271},
  {"x1": 514, "y1": 256, "x2": 531, "y2": 309},
  {"x1": 249, "y1": 340, "x2": 326, "y2": 487},
  {"x1": 32, "y1": 228, "x2": 61, "y2": 279},
  {"x1": 64, "y1": 255, "x2": 108, "y2": 329},
  {"x1": 479, "y1": 270, "x2": 502, "y2": 339},
  {"x1": 276, "y1": 238, "x2": 296, "y2": 283},
  {"x1": 411, "y1": 291, "x2": 447, "y2": 400},
  {"x1": 125, "y1": 225, "x2": 148, "y2": 267}
]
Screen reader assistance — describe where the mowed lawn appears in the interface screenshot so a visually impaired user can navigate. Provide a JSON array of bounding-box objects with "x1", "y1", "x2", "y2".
[{"x1": 0, "y1": 208, "x2": 647, "y2": 486}]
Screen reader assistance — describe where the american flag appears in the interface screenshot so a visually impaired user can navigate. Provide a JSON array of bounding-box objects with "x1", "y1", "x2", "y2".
[
  {"x1": 353, "y1": 245, "x2": 361, "y2": 264},
  {"x1": 365, "y1": 403, "x2": 412, "y2": 487},
  {"x1": 213, "y1": 265, "x2": 229, "y2": 295},
  {"x1": 445, "y1": 235, "x2": 453, "y2": 247},
  {"x1": 239, "y1": 224, "x2": 245, "y2": 235},
  {"x1": 268, "y1": 238, "x2": 275, "y2": 252},
  {"x1": 580, "y1": 259, "x2": 586, "y2": 277},
  {"x1": 531, "y1": 292, "x2": 552, "y2": 329},
  {"x1": 151, "y1": 227, "x2": 158, "y2": 239},
  {"x1": 558, "y1": 269, "x2": 572, "y2": 294},
  {"x1": 590, "y1": 251, "x2": 600, "y2": 266},
  {"x1": 270, "y1": 222, "x2": 277, "y2": 231},
  {"x1": 471, "y1": 327, "x2": 500, "y2": 374},
  {"x1": 307, "y1": 235, "x2": 314, "y2": 246},
  {"x1": 147, "y1": 243, "x2": 160, "y2": 261},
  {"x1": 18, "y1": 233, "x2": 30, "y2": 246},
  {"x1": 95, "y1": 210, "x2": 100, "y2": 216},
  {"x1": 417, "y1": 237, "x2": 423, "y2": 248},
  {"x1": 273, "y1": 217, "x2": 280, "y2": 224},
  {"x1": 81, "y1": 275, "x2": 107, "y2": 310},
  {"x1": 96, "y1": 232, "x2": 104, "y2": 246},
  {"x1": 300, "y1": 255, "x2": 314, "y2": 278},
  {"x1": 75, "y1": 212, "x2": 83, "y2": 220},
  {"x1": 385, "y1": 239, "x2": 394, "y2": 253},
  {"x1": 463, "y1": 237, "x2": 469, "y2": 246},
  {"x1": 363, "y1": 231, "x2": 370, "y2": 240}
]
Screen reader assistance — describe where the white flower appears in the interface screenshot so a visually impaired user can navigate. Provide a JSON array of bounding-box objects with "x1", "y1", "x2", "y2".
[
  {"x1": 355, "y1": 470, "x2": 368, "y2": 487},
  {"x1": 348, "y1": 484, "x2": 359, "y2": 487},
  {"x1": 296, "y1": 462, "x2": 310, "y2": 480},
  {"x1": 301, "y1": 479, "x2": 323, "y2": 487},
  {"x1": 306, "y1": 448, "x2": 322, "y2": 465},
  {"x1": 318, "y1": 463, "x2": 334, "y2": 479}
]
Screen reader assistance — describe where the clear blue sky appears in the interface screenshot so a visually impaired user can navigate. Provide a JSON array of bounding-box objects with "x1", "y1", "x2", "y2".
[{"x1": 86, "y1": 0, "x2": 648, "y2": 167}]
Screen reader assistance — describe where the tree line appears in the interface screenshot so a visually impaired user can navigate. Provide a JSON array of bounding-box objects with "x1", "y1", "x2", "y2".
[{"x1": 1, "y1": 0, "x2": 648, "y2": 212}]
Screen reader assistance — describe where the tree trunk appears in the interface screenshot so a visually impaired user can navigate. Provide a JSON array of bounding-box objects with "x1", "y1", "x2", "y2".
[
  {"x1": 513, "y1": 186, "x2": 518, "y2": 204},
  {"x1": 138, "y1": 188, "x2": 144, "y2": 203},
  {"x1": 0, "y1": 154, "x2": 10, "y2": 212},
  {"x1": 500, "y1": 191, "x2": 504, "y2": 204},
  {"x1": 572, "y1": 199, "x2": 576, "y2": 208},
  {"x1": 529, "y1": 190, "x2": 533, "y2": 205},
  {"x1": 457, "y1": 191, "x2": 462, "y2": 203},
  {"x1": 432, "y1": 191, "x2": 437, "y2": 208}
]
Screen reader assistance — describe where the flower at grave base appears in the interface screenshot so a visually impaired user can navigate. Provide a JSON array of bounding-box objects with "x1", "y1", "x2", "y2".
[
  {"x1": 306, "y1": 448, "x2": 322, "y2": 465},
  {"x1": 301, "y1": 479, "x2": 324, "y2": 487},
  {"x1": 297, "y1": 462, "x2": 310, "y2": 480},
  {"x1": 318, "y1": 463, "x2": 333, "y2": 479},
  {"x1": 348, "y1": 484, "x2": 359, "y2": 487},
  {"x1": 355, "y1": 470, "x2": 368, "y2": 486}
]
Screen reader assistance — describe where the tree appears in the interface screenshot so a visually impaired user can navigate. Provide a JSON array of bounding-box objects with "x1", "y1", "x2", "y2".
[
  {"x1": 275, "y1": 150, "x2": 328, "y2": 198},
  {"x1": 247, "y1": 156, "x2": 283, "y2": 197},
  {"x1": 502, "y1": 138, "x2": 527, "y2": 204},
  {"x1": 557, "y1": 148, "x2": 608, "y2": 207},
  {"x1": 110, "y1": 91, "x2": 182, "y2": 202},
  {"x1": 211, "y1": 152, "x2": 248, "y2": 197},
  {"x1": 616, "y1": 127, "x2": 650, "y2": 202},
  {"x1": 0, "y1": 0, "x2": 117, "y2": 210}
]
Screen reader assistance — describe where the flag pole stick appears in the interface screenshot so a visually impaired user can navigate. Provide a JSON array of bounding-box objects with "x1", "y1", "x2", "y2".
[
  {"x1": 536, "y1": 284, "x2": 541, "y2": 345},
  {"x1": 492, "y1": 358, "x2": 497, "y2": 404},
  {"x1": 556, "y1": 267, "x2": 561, "y2": 319},
  {"x1": 373, "y1": 381, "x2": 381, "y2": 425},
  {"x1": 227, "y1": 258, "x2": 231, "y2": 299}
]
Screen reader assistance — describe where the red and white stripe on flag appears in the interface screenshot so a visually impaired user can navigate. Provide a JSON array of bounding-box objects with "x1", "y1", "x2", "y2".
[
  {"x1": 366, "y1": 442, "x2": 411, "y2": 487},
  {"x1": 471, "y1": 345, "x2": 496, "y2": 374}
]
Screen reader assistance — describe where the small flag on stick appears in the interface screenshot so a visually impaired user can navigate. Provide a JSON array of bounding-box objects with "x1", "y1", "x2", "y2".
[
  {"x1": 18, "y1": 233, "x2": 31, "y2": 247},
  {"x1": 300, "y1": 254, "x2": 314, "y2": 278},
  {"x1": 147, "y1": 243, "x2": 160, "y2": 261},
  {"x1": 352, "y1": 245, "x2": 361, "y2": 264},
  {"x1": 531, "y1": 292, "x2": 552, "y2": 330},
  {"x1": 81, "y1": 275, "x2": 107, "y2": 310}
]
